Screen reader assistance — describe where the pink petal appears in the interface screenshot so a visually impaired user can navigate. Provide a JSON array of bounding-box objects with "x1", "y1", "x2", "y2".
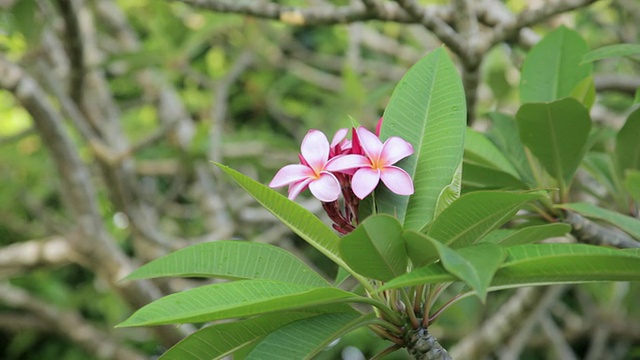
[
  {"x1": 308, "y1": 172, "x2": 341, "y2": 202},
  {"x1": 356, "y1": 127, "x2": 383, "y2": 162},
  {"x1": 380, "y1": 166, "x2": 414, "y2": 195},
  {"x1": 351, "y1": 168, "x2": 381, "y2": 199},
  {"x1": 380, "y1": 136, "x2": 414, "y2": 165},
  {"x1": 331, "y1": 128, "x2": 348, "y2": 148},
  {"x1": 326, "y1": 154, "x2": 370, "y2": 172},
  {"x1": 270, "y1": 164, "x2": 314, "y2": 188},
  {"x1": 288, "y1": 178, "x2": 313, "y2": 200},
  {"x1": 300, "y1": 130, "x2": 330, "y2": 173}
]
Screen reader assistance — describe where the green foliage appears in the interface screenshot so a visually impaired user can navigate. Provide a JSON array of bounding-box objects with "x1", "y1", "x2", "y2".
[
  {"x1": 581, "y1": 43, "x2": 640, "y2": 64},
  {"x1": 424, "y1": 191, "x2": 546, "y2": 247},
  {"x1": 339, "y1": 214, "x2": 407, "y2": 281},
  {"x1": 117, "y1": 280, "x2": 357, "y2": 327},
  {"x1": 125, "y1": 241, "x2": 330, "y2": 287},
  {"x1": 615, "y1": 107, "x2": 640, "y2": 174},
  {"x1": 377, "y1": 47, "x2": 466, "y2": 230},
  {"x1": 559, "y1": 202, "x2": 640, "y2": 240},
  {"x1": 519, "y1": 26, "x2": 592, "y2": 103},
  {"x1": 380, "y1": 244, "x2": 640, "y2": 292},
  {"x1": 516, "y1": 98, "x2": 592, "y2": 198}
]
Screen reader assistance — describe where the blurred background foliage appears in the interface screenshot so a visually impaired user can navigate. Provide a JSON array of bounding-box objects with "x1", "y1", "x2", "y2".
[{"x1": 0, "y1": 0, "x2": 639, "y2": 359}]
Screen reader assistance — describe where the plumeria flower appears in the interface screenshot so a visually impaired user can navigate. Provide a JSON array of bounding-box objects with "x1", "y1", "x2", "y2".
[
  {"x1": 331, "y1": 126, "x2": 414, "y2": 199},
  {"x1": 269, "y1": 129, "x2": 362, "y2": 202}
]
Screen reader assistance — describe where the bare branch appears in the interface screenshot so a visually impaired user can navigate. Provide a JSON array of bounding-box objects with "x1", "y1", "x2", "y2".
[
  {"x1": 565, "y1": 211, "x2": 640, "y2": 248},
  {"x1": 0, "y1": 282, "x2": 147, "y2": 360},
  {"x1": 450, "y1": 286, "x2": 568, "y2": 359},
  {"x1": 172, "y1": 0, "x2": 415, "y2": 25},
  {"x1": 0, "y1": 236, "x2": 82, "y2": 276},
  {"x1": 0, "y1": 55, "x2": 190, "y2": 345},
  {"x1": 393, "y1": 0, "x2": 469, "y2": 62},
  {"x1": 484, "y1": 0, "x2": 599, "y2": 51}
]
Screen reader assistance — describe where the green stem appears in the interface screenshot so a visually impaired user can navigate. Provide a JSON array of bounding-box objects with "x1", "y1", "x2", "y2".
[{"x1": 353, "y1": 297, "x2": 404, "y2": 326}]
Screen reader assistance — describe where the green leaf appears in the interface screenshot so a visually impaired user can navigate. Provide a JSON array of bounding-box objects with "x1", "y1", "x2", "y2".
[
  {"x1": 581, "y1": 44, "x2": 640, "y2": 64},
  {"x1": 124, "y1": 241, "x2": 329, "y2": 288},
  {"x1": 433, "y1": 161, "x2": 462, "y2": 217},
  {"x1": 425, "y1": 190, "x2": 546, "y2": 248},
  {"x1": 215, "y1": 164, "x2": 346, "y2": 269},
  {"x1": 558, "y1": 202, "x2": 640, "y2": 240},
  {"x1": 490, "y1": 244, "x2": 640, "y2": 288},
  {"x1": 520, "y1": 26, "x2": 592, "y2": 103},
  {"x1": 339, "y1": 215, "x2": 407, "y2": 281},
  {"x1": 462, "y1": 161, "x2": 529, "y2": 190},
  {"x1": 404, "y1": 230, "x2": 439, "y2": 268},
  {"x1": 158, "y1": 312, "x2": 317, "y2": 360},
  {"x1": 380, "y1": 243, "x2": 640, "y2": 292},
  {"x1": 625, "y1": 170, "x2": 640, "y2": 202},
  {"x1": 616, "y1": 107, "x2": 640, "y2": 174},
  {"x1": 402, "y1": 232, "x2": 505, "y2": 301},
  {"x1": 377, "y1": 47, "x2": 466, "y2": 230},
  {"x1": 465, "y1": 127, "x2": 520, "y2": 178},
  {"x1": 117, "y1": 280, "x2": 357, "y2": 327},
  {"x1": 570, "y1": 76, "x2": 596, "y2": 110},
  {"x1": 482, "y1": 223, "x2": 571, "y2": 246},
  {"x1": 486, "y1": 112, "x2": 535, "y2": 185},
  {"x1": 582, "y1": 152, "x2": 621, "y2": 199},
  {"x1": 516, "y1": 98, "x2": 592, "y2": 194},
  {"x1": 246, "y1": 312, "x2": 375, "y2": 360}
]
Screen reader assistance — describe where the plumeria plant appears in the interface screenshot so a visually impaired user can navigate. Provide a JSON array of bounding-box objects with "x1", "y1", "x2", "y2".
[{"x1": 117, "y1": 32, "x2": 640, "y2": 360}]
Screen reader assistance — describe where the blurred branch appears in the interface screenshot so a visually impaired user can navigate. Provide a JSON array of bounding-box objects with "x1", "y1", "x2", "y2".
[
  {"x1": 594, "y1": 74, "x2": 640, "y2": 96},
  {"x1": 564, "y1": 211, "x2": 640, "y2": 248},
  {"x1": 0, "y1": 236, "x2": 82, "y2": 277},
  {"x1": 0, "y1": 282, "x2": 147, "y2": 360},
  {"x1": 173, "y1": 0, "x2": 416, "y2": 25},
  {"x1": 393, "y1": 0, "x2": 468, "y2": 61},
  {"x1": 484, "y1": 0, "x2": 599, "y2": 51},
  {"x1": 450, "y1": 286, "x2": 568, "y2": 359},
  {"x1": 0, "y1": 54, "x2": 190, "y2": 346}
]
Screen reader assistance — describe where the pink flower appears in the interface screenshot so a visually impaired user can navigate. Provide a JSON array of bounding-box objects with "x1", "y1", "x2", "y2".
[
  {"x1": 331, "y1": 127, "x2": 414, "y2": 199},
  {"x1": 269, "y1": 129, "x2": 362, "y2": 202}
]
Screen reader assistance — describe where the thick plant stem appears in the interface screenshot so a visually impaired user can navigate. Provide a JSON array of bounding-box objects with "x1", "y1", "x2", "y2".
[{"x1": 406, "y1": 327, "x2": 452, "y2": 360}]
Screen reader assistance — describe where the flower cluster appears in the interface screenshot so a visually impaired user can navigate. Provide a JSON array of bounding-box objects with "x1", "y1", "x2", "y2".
[{"x1": 269, "y1": 121, "x2": 414, "y2": 233}]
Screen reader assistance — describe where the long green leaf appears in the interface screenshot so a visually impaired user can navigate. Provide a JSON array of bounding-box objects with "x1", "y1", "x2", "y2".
[
  {"x1": 425, "y1": 190, "x2": 546, "y2": 248},
  {"x1": 404, "y1": 232, "x2": 505, "y2": 302},
  {"x1": 520, "y1": 26, "x2": 592, "y2": 103},
  {"x1": 625, "y1": 170, "x2": 640, "y2": 202},
  {"x1": 516, "y1": 98, "x2": 592, "y2": 194},
  {"x1": 246, "y1": 312, "x2": 375, "y2": 360},
  {"x1": 117, "y1": 280, "x2": 356, "y2": 327},
  {"x1": 158, "y1": 312, "x2": 318, "y2": 360},
  {"x1": 465, "y1": 127, "x2": 520, "y2": 178},
  {"x1": 558, "y1": 202, "x2": 640, "y2": 240},
  {"x1": 486, "y1": 112, "x2": 535, "y2": 185},
  {"x1": 482, "y1": 223, "x2": 571, "y2": 247},
  {"x1": 581, "y1": 43, "x2": 640, "y2": 64},
  {"x1": 616, "y1": 107, "x2": 640, "y2": 174},
  {"x1": 216, "y1": 164, "x2": 345, "y2": 269},
  {"x1": 462, "y1": 161, "x2": 529, "y2": 191},
  {"x1": 404, "y1": 230, "x2": 438, "y2": 269},
  {"x1": 379, "y1": 243, "x2": 640, "y2": 292},
  {"x1": 339, "y1": 214, "x2": 407, "y2": 281},
  {"x1": 377, "y1": 47, "x2": 466, "y2": 230},
  {"x1": 491, "y1": 243, "x2": 640, "y2": 287},
  {"x1": 125, "y1": 241, "x2": 329, "y2": 288}
]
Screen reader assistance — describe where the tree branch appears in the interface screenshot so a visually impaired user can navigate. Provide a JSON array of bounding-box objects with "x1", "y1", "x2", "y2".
[
  {"x1": 0, "y1": 282, "x2": 147, "y2": 360},
  {"x1": 564, "y1": 211, "x2": 640, "y2": 248},
  {"x1": 172, "y1": 0, "x2": 415, "y2": 25},
  {"x1": 0, "y1": 54, "x2": 190, "y2": 346}
]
